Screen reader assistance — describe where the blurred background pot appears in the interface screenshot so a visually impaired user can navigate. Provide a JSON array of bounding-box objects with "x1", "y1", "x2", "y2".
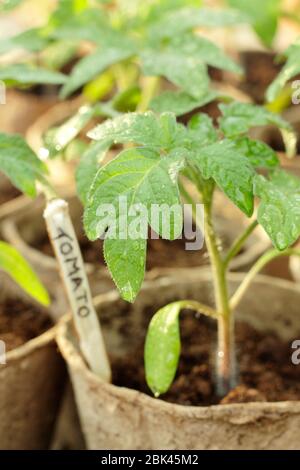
[
  {"x1": 57, "y1": 271, "x2": 300, "y2": 450},
  {"x1": 0, "y1": 275, "x2": 66, "y2": 449}
]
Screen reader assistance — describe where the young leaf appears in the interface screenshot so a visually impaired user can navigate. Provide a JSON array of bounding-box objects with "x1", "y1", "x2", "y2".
[
  {"x1": 0, "y1": 133, "x2": 47, "y2": 197},
  {"x1": 145, "y1": 302, "x2": 181, "y2": 396},
  {"x1": 266, "y1": 39, "x2": 300, "y2": 103},
  {"x1": 192, "y1": 140, "x2": 255, "y2": 216},
  {"x1": 0, "y1": 64, "x2": 67, "y2": 85},
  {"x1": 76, "y1": 141, "x2": 110, "y2": 205},
  {"x1": 149, "y1": 7, "x2": 248, "y2": 40},
  {"x1": 0, "y1": 241, "x2": 50, "y2": 306},
  {"x1": 219, "y1": 102, "x2": 296, "y2": 157},
  {"x1": 150, "y1": 90, "x2": 217, "y2": 116},
  {"x1": 254, "y1": 170, "x2": 300, "y2": 251},
  {"x1": 231, "y1": 137, "x2": 279, "y2": 169},
  {"x1": 88, "y1": 112, "x2": 164, "y2": 147},
  {"x1": 84, "y1": 147, "x2": 184, "y2": 241},
  {"x1": 219, "y1": 102, "x2": 291, "y2": 136},
  {"x1": 60, "y1": 45, "x2": 135, "y2": 98},
  {"x1": 141, "y1": 46, "x2": 210, "y2": 99}
]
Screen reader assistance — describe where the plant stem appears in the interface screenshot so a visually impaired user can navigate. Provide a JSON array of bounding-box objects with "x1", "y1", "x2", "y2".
[
  {"x1": 230, "y1": 247, "x2": 300, "y2": 311},
  {"x1": 203, "y1": 194, "x2": 236, "y2": 396},
  {"x1": 224, "y1": 220, "x2": 258, "y2": 269},
  {"x1": 137, "y1": 76, "x2": 160, "y2": 112}
]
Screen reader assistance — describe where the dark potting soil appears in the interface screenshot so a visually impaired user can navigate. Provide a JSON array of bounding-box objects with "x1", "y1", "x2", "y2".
[
  {"x1": 0, "y1": 297, "x2": 52, "y2": 351},
  {"x1": 239, "y1": 51, "x2": 282, "y2": 104},
  {"x1": 112, "y1": 312, "x2": 300, "y2": 406}
]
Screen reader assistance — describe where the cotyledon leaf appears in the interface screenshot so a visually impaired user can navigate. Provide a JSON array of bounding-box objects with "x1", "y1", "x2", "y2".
[
  {"x1": 0, "y1": 241, "x2": 50, "y2": 306},
  {"x1": 145, "y1": 302, "x2": 181, "y2": 396},
  {"x1": 254, "y1": 170, "x2": 300, "y2": 251}
]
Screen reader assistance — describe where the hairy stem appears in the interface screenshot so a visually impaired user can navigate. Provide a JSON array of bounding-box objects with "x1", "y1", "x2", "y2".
[
  {"x1": 203, "y1": 194, "x2": 236, "y2": 396},
  {"x1": 230, "y1": 247, "x2": 300, "y2": 311},
  {"x1": 224, "y1": 220, "x2": 258, "y2": 269}
]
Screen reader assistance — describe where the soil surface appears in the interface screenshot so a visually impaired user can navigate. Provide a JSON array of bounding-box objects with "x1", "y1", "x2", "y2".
[
  {"x1": 112, "y1": 312, "x2": 300, "y2": 406},
  {"x1": 0, "y1": 297, "x2": 52, "y2": 351}
]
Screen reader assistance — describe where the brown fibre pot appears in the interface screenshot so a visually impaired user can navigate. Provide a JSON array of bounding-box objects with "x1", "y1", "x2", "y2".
[
  {"x1": 57, "y1": 271, "x2": 300, "y2": 450},
  {"x1": 0, "y1": 275, "x2": 66, "y2": 449},
  {"x1": 0, "y1": 192, "x2": 270, "y2": 317}
]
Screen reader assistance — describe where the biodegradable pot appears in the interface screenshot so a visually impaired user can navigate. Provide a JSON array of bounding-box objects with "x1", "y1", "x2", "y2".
[
  {"x1": 0, "y1": 276, "x2": 66, "y2": 449},
  {"x1": 58, "y1": 271, "x2": 300, "y2": 450},
  {"x1": 0, "y1": 191, "x2": 270, "y2": 316}
]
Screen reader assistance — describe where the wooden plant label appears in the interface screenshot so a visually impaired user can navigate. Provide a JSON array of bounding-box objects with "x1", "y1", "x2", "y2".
[{"x1": 44, "y1": 198, "x2": 111, "y2": 381}]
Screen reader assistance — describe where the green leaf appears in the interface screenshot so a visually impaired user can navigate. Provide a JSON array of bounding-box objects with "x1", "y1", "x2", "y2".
[
  {"x1": 231, "y1": 137, "x2": 279, "y2": 169},
  {"x1": 84, "y1": 147, "x2": 184, "y2": 301},
  {"x1": 44, "y1": 105, "x2": 95, "y2": 158},
  {"x1": 266, "y1": 39, "x2": 300, "y2": 102},
  {"x1": 145, "y1": 302, "x2": 181, "y2": 396},
  {"x1": 227, "y1": 0, "x2": 281, "y2": 47},
  {"x1": 219, "y1": 102, "x2": 291, "y2": 136},
  {"x1": 104, "y1": 237, "x2": 146, "y2": 303},
  {"x1": 188, "y1": 113, "x2": 218, "y2": 146},
  {"x1": 0, "y1": 133, "x2": 47, "y2": 197},
  {"x1": 76, "y1": 140, "x2": 110, "y2": 205},
  {"x1": 254, "y1": 170, "x2": 300, "y2": 250},
  {"x1": 88, "y1": 111, "x2": 163, "y2": 147},
  {"x1": 219, "y1": 102, "x2": 296, "y2": 157},
  {"x1": 49, "y1": 8, "x2": 108, "y2": 42},
  {"x1": 60, "y1": 45, "x2": 135, "y2": 98},
  {"x1": 0, "y1": 28, "x2": 49, "y2": 55},
  {"x1": 0, "y1": 241, "x2": 50, "y2": 306},
  {"x1": 141, "y1": 46, "x2": 210, "y2": 98},
  {"x1": 84, "y1": 146, "x2": 184, "y2": 240},
  {"x1": 143, "y1": 34, "x2": 240, "y2": 98},
  {"x1": 149, "y1": 7, "x2": 248, "y2": 40},
  {"x1": 192, "y1": 140, "x2": 255, "y2": 216},
  {"x1": 0, "y1": 64, "x2": 67, "y2": 85},
  {"x1": 150, "y1": 90, "x2": 217, "y2": 116}
]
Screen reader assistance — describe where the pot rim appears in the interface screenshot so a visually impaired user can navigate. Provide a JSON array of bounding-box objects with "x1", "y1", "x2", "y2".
[{"x1": 57, "y1": 271, "x2": 300, "y2": 418}]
